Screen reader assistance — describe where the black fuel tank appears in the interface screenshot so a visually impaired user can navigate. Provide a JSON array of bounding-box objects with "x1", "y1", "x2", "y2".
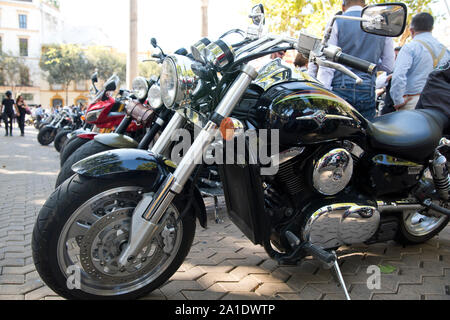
[{"x1": 257, "y1": 81, "x2": 368, "y2": 147}]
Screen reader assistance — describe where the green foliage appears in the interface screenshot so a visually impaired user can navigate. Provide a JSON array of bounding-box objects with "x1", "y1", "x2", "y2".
[
  {"x1": 43, "y1": 0, "x2": 60, "y2": 9},
  {"x1": 85, "y1": 46, "x2": 126, "y2": 83},
  {"x1": 0, "y1": 52, "x2": 32, "y2": 89},
  {"x1": 40, "y1": 44, "x2": 90, "y2": 87},
  {"x1": 252, "y1": 0, "x2": 441, "y2": 38},
  {"x1": 139, "y1": 61, "x2": 161, "y2": 79}
]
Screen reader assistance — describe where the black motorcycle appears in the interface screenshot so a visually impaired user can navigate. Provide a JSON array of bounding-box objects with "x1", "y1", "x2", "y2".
[
  {"x1": 37, "y1": 110, "x2": 74, "y2": 146},
  {"x1": 53, "y1": 107, "x2": 85, "y2": 152},
  {"x1": 32, "y1": 3, "x2": 449, "y2": 300}
]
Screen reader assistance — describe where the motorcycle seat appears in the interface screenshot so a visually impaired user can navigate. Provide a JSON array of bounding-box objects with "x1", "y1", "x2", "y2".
[{"x1": 367, "y1": 109, "x2": 447, "y2": 163}]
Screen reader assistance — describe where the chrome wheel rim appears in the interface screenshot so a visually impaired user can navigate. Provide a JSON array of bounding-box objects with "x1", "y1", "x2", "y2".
[
  {"x1": 57, "y1": 186, "x2": 183, "y2": 296},
  {"x1": 403, "y1": 210, "x2": 446, "y2": 237}
]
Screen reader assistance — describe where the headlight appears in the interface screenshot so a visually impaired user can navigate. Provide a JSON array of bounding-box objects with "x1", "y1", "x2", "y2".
[
  {"x1": 160, "y1": 55, "x2": 200, "y2": 109},
  {"x1": 132, "y1": 76, "x2": 149, "y2": 100},
  {"x1": 148, "y1": 84, "x2": 162, "y2": 109},
  {"x1": 85, "y1": 109, "x2": 103, "y2": 123},
  {"x1": 203, "y1": 39, "x2": 235, "y2": 71}
]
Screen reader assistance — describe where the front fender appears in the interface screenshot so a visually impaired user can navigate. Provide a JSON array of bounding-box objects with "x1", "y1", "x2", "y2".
[
  {"x1": 94, "y1": 133, "x2": 138, "y2": 149},
  {"x1": 72, "y1": 149, "x2": 208, "y2": 228}
]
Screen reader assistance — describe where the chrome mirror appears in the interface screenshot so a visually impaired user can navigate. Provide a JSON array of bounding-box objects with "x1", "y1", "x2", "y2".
[
  {"x1": 361, "y1": 3, "x2": 407, "y2": 37},
  {"x1": 250, "y1": 4, "x2": 265, "y2": 26}
]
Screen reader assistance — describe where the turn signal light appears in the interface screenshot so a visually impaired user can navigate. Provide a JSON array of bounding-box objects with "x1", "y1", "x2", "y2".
[{"x1": 219, "y1": 117, "x2": 244, "y2": 141}]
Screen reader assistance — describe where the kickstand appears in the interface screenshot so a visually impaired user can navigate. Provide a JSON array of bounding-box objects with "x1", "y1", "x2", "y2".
[
  {"x1": 331, "y1": 252, "x2": 351, "y2": 301},
  {"x1": 214, "y1": 196, "x2": 224, "y2": 224}
]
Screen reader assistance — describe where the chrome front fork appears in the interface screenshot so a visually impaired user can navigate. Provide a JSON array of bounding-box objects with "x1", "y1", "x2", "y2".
[{"x1": 118, "y1": 65, "x2": 258, "y2": 267}]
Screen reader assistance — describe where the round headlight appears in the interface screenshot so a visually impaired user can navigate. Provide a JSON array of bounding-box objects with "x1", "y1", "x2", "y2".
[
  {"x1": 148, "y1": 84, "x2": 162, "y2": 109},
  {"x1": 160, "y1": 58, "x2": 177, "y2": 108},
  {"x1": 132, "y1": 76, "x2": 149, "y2": 100},
  {"x1": 160, "y1": 55, "x2": 200, "y2": 109}
]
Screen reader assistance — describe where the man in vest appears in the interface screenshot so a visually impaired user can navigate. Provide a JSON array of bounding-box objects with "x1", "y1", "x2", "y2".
[
  {"x1": 391, "y1": 12, "x2": 450, "y2": 111},
  {"x1": 317, "y1": 0, "x2": 395, "y2": 121}
]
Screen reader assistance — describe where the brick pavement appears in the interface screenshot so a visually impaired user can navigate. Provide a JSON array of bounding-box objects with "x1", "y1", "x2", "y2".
[{"x1": 0, "y1": 126, "x2": 449, "y2": 300}]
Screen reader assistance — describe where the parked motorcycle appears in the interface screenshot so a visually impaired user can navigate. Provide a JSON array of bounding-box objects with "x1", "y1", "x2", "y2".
[
  {"x1": 59, "y1": 74, "x2": 144, "y2": 166},
  {"x1": 33, "y1": 3, "x2": 450, "y2": 300},
  {"x1": 37, "y1": 109, "x2": 74, "y2": 146},
  {"x1": 53, "y1": 107, "x2": 84, "y2": 152},
  {"x1": 55, "y1": 45, "x2": 169, "y2": 187}
]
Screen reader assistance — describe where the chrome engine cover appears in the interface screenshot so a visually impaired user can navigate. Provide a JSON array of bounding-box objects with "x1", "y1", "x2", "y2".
[
  {"x1": 313, "y1": 148, "x2": 353, "y2": 196},
  {"x1": 303, "y1": 204, "x2": 380, "y2": 249}
]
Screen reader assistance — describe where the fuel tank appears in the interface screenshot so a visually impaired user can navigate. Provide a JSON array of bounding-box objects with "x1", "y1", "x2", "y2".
[{"x1": 256, "y1": 80, "x2": 368, "y2": 148}]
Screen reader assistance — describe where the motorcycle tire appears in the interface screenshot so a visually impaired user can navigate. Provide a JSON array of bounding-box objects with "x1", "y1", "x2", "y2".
[
  {"x1": 396, "y1": 211, "x2": 449, "y2": 245},
  {"x1": 59, "y1": 137, "x2": 91, "y2": 167},
  {"x1": 54, "y1": 130, "x2": 72, "y2": 153},
  {"x1": 37, "y1": 127, "x2": 56, "y2": 146},
  {"x1": 55, "y1": 140, "x2": 115, "y2": 188},
  {"x1": 32, "y1": 174, "x2": 196, "y2": 300}
]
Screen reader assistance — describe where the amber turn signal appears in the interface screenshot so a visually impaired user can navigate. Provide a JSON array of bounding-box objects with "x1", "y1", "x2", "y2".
[{"x1": 219, "y1": 117, "x2": 244, "y2": 141}]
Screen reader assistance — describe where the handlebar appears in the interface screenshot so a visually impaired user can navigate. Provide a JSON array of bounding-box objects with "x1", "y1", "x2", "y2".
[{"x1": 335, "y1": 52, "x2": 376, "y2": 75}]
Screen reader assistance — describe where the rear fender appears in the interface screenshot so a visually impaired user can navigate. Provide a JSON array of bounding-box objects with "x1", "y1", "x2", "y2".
[
  {"x1": 94, "y1": 133, "x2": 138, "y2": 148},
  {"x1": 72, "y1": 149, "x2": 207, "y2": 228}
]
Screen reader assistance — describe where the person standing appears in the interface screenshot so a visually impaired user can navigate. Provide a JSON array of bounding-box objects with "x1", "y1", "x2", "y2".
[
  {"x1": 1, "y1": 91, "x2": 15, "y2": 137},
  {"x1": 391, "y1": 13, "x2": 450, "y2": 111},
  {"x1": 15, "y1": 95, "x2": 27, "y2": 137},
  {"x1": 317, "y1": 0, "x2": 395, "y2": 121}
]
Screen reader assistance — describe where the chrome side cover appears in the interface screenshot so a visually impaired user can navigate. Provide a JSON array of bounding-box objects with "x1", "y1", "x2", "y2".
[
  {"x1": 303, "y1": 204, "x2": 380, "y2": 249},
  {"x1": 313, "y1": 148, "x2": 353, "y2": 196}
]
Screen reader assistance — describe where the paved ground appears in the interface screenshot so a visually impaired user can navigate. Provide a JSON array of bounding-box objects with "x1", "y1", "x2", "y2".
[{"x1": 0, "y1": 126, "x2": 449, "y2": 300}]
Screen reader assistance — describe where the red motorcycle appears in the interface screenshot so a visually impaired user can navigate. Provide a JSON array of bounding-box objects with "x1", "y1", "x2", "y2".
[{"x1": 60, "y1": 74, "x2": 143, "y2": 166}]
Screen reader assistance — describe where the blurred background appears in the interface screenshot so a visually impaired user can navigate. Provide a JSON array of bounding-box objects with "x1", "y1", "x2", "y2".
[{"x1": 0, "y1": 0, "x2": 448, "y2": 108}]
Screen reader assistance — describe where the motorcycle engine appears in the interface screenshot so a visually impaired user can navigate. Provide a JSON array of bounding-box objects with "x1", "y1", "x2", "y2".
[{"x1": 311, "y1": 148, "x2": 354, "y2": 196}]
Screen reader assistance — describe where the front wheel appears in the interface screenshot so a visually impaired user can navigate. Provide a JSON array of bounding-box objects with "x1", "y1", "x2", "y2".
[
  {"x1": 54, "y1": 130, "x2": 72, "y2": 153},
  {"x1": 38, "y1": 127, "x2": 56, "y2": 146},
  {"x1": 32, "y1": 174, "x2": 196, "y2": 300}
]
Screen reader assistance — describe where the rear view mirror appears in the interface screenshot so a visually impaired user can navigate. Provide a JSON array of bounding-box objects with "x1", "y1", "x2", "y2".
[
  {"x1": 361, "y1": 3, "x2": 407, "y2": 37},
  {"x1": 250, "y1": 4, "x2": 265, "y2": 26},
  {"x1": 91, "y1": 72, "x2": 98, "y2": 83},
  {"x1": 151, "y1": 38, "x2": 158, "y2": 49}
]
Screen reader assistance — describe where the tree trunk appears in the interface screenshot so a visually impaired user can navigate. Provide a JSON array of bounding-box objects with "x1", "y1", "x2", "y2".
[{"x1": 201, "y1": 0, "x2": 209, "y2": 37}]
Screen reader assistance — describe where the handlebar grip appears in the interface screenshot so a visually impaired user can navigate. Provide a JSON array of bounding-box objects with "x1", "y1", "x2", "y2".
[
  {"x1": 303, "y1": 242, "x2": 336, "y2": 264},
  {"x1": 335, "y1": 52, "x2": 376, "y2": 75}
]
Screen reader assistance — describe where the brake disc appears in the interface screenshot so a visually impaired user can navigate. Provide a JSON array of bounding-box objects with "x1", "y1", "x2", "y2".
[{"x1": 79, "y1": 208, "x2": 165, "y2": 285}]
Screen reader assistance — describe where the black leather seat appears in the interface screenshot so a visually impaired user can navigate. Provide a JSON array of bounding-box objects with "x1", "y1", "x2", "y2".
[{"x1": 367, "y1": 109, "x2": 447, "y2": 163}]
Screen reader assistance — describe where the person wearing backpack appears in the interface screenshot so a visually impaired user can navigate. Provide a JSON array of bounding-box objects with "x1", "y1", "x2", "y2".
[{"x1": 391, "y1": 12, "x2": 450, "y2": 111}]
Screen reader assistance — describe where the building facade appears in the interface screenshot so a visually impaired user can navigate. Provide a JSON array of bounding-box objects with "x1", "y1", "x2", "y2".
[{"x1": 0, "y1": 0, "x2": 89, "y2": 107}]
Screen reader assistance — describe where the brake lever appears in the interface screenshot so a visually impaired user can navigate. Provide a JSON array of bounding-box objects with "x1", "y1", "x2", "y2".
[{"x1": 314, "y1": 57, "x2": 363, "y2": 85}]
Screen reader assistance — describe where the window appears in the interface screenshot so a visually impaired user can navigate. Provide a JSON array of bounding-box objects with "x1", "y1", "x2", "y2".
[
  {"x1": 19, "y1": 38, "x2": 28, "y2": 56},
  {"x1": 19, "y1": 14, "x2": 27, "y2": 29},
  {"x1": 0, "y1": 36, "x2": 2, "y2": 54}
]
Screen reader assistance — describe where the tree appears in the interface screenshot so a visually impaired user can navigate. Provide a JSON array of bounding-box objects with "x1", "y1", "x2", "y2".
[
  {"x1": 85, "y1": 46, "x2": 127, "y2": 84},
  {"x1": 0, "y1": 52, "x2": 32, "y2": 95},
  {"x1": 252, "y1": 0, "x2": 441, "y2": 42},
  {"x1": 40, "y1": 44, "x2": 90, "y2": 104},
  {"x1": 139, "y1": 61, "x2": 161, "y2": 79}
]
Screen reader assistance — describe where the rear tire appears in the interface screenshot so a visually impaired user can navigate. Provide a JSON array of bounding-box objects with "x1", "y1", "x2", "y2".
[
  {"x1": 55, "y1": 140, "x2": 115, "y2": 188},
  {"x1": 60, "y1": 137, "x2": 91, "y2": 167},
  {"x1": 38, "y1": 127, "x2": 56, "y2": 146},
  {"x1": 32, "y1": 174, "x2": 196, "y2": 300},
  {"x1": 54, "y1": 130, "x2": 72, "y2": 153},
  {"x1": 396, "y1": 211, "x2": 448, "y2": 245}
]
